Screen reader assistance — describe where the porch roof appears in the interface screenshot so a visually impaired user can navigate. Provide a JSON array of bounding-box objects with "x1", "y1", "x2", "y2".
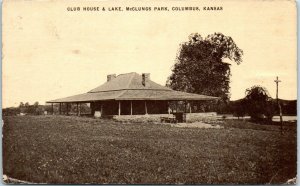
[{"x1": 47, "y1": 89, "x2": 218, "y2": 103}]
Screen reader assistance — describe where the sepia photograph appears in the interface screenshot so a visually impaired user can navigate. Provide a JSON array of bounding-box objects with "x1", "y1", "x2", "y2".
[{"x1": 2, "y1": 0, "x2": 297, "y2": 184}]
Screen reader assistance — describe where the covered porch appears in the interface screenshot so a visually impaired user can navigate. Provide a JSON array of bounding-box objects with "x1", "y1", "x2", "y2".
[{"x1": 46, "y1": 99, "x2": 216, "y2": 117}]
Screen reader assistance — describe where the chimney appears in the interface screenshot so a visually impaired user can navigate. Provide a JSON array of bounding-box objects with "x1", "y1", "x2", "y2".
[
  {"x1": 142, "y1": 73, "x2": 150, "y2": 87},
  {"x1": 107, "y1": 74, "x2": 116, "y2": 82}
]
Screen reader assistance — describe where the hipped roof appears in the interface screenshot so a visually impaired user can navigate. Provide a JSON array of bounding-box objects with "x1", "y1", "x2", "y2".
[
  {"x1": 47, "y1": 72, "x2": 218, "y2": 103},
  {"x1": 89, "y1": 72, "x2": 170, "y2": 92}
]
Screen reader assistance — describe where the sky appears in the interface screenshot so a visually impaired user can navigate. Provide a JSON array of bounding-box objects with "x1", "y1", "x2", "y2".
[{"x1": 2, "y1": 0, "x2": 297, "y2": 108}]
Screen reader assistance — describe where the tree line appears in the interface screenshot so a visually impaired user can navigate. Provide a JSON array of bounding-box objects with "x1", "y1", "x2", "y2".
[{"x1": 3, "y1": 102, "x2": 92, "y2": 116}]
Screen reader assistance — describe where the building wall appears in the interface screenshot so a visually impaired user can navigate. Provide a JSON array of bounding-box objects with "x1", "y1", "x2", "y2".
[
  {"x1": 112, "y1": 112, "x2": 217, "y2": 123},
  {"x1": 185, "y1": 112, "x2": 217, "y2": 123}
]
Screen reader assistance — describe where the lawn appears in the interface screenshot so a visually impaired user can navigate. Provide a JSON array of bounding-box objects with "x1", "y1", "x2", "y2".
[{"x1": 3, "y1": 115, "x2": 297, "y2": 184}]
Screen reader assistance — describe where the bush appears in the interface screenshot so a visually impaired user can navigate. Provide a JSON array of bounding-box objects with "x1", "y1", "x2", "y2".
[{"x1": 244, "y1": 86, "x2": 274, "y2": 122}]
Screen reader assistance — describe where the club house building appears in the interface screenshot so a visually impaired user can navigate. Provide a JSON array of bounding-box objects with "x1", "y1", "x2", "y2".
[{"x1": 47, "y1": 72, "x2": 219, "y2": 122}]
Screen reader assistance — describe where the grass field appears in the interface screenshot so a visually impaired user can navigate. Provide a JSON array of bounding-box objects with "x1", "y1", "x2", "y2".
[{"x1": 3, "y1": 115, "x2": 297, "y2": 184}]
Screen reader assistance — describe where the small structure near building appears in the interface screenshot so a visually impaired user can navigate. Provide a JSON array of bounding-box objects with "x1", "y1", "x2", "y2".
[{"x1": 47, "y1": 72, "x2": 219, "y2": 122}]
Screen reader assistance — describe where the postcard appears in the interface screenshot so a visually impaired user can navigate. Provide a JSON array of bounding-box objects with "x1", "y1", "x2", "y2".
[{"x1": 2, "y1": 0, "x2": 297, "y2": 184}]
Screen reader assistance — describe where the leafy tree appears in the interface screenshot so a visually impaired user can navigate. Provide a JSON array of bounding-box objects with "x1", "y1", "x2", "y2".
[
  {"x1": 34, "y1": 102, "x2": 39, "y2": 107},
  {"x1": 19, "y1": 102, "x2": 24, "y2": 108},
  {"x1": 244, "y1": 86, "x2": 274, "y2": 122},
  {"x1": 166, "y1": 33, "x2": 243, "y2": 103},
  {"x1": 25, "y1": 102, "x2": 30, "y2": 107}
]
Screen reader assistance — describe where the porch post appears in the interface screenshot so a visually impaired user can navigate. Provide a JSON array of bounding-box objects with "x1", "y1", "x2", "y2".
[
  {"x1": 59, "y1": 103, "x2": 61, "y2": 114},
  {"x1": 79, "y1": 103, "x2": 81, "y2": 116},
  {"x1": 76, "y1": 103, "x2": 79, "y2": 116},
  {"x1": 118, "y1": 101, "x2": 121, "y2": 116},
  {"x1": 91, "y1": 102, "x2": 94, "y2": 115},
  {"x1": 189, "y1": 101, "x2": 192, "y2": 113},
  {"x1": 145, "y1": 101, "x2": 148, "y2": 115},
  {"x1": 101, "y1": 103, "x2": 103, "y2": 116},
  {"x1": 66, "y1": 103, "x2": 69, "y2": 115},
  {"x1": 51, "y1": 103, "x2": 54, "y2": 115},
  {"x1": 130, "y1": 101, "x2": 133, "y2": 115}
]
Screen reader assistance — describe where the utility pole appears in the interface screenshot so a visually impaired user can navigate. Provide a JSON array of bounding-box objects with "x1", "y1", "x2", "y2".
[
  {"x1": 274, "y1": 76, "x2": 281, "y2": 105},
  {"x1": 274, "y1": 76, "x2": 283, "y2": 133}
]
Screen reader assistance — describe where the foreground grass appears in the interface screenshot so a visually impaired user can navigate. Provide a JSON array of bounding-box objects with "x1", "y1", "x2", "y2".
[{"x1": 3, "y1": 115, "x2": 296, "y2": 184}]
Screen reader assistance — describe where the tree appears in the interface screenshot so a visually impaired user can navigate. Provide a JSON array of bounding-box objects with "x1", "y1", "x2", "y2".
[
  {"x1": 34, "y1": 102, "x2": 39, "y2": 107},
  {"x1": 166, "y1": 33, "x2": 243, "y2": 103},
  {"x1": 19, "y1": 102, "x2": 24, "y2": 108},
  {"x1": 244, "y1": 86, "x2": 274, "y2": 122}
]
